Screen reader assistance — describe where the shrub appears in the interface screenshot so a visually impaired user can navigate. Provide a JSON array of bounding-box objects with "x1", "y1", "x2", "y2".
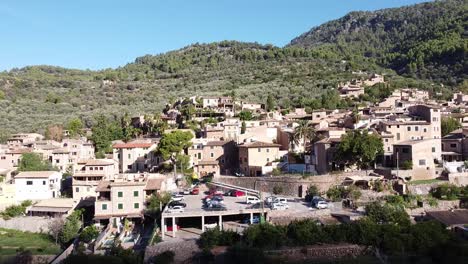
[
  {"x1": 430, "y1": 183, "x2": 461, "y2": 200},
  {"x1": 243, "y1": 223, "x2": 287, "y2": 249},
  {"x1": 79, "y1": 225, "x2": 100, "y2": 243},
  {"x1": 151, "y1": 251, "x2": 175, "y2": 264},
  {"x1": 365, "y1": 201, "x2": 410, "y2": 226},
  {"x1": 401, "y1": 160, "x2": 413, "y2": 170},
  {"x1": 199, "y1": 229, "x2": 241, "y2": 250},
  {"x1": 305, "y1": 185, "x2": 320, "y2": 202},
  {"x1": 272, "y1": 185, "x2": 283, "y2": 195}
]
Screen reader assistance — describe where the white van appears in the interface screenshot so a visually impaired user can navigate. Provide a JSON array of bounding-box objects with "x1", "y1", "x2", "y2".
[
  {"x1": 246, "y1": 196, "x2": 260, "y2": 204},
  {"x1": 273, "y1": 197, "x2": 288, "y2": 204}
]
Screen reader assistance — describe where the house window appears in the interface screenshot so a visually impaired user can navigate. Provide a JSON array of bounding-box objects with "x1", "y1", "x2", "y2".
[
  {"x1": 423, "y1": 128, "x2": 427, "y2": 132},
  {"x1": 43, "y1": 181, "x2": 46, "y2": 185},
  {"x1": 118, "y1": 203, "x2": 123, "y2": 210},
  {"x1": 1, "y1": 156, "x2": 5, "y2": 160},
  {"x1": 100, "y1": 167, "x2": 103, "y2": 170},
  {"x1": 432, "y1": 147, "x2": 436, "y2": 153},
  {"x1": 387, "y1": 147, "x2": 390, "y2": 151},
  {"x1": 450, "y1": 144, "x2": 457, "y2": 148},
  {"x1": 72, "y1": 152, "x2": 77, "y2": 156},
  {"x1": 419, "y1": 159, "x2": 426, "y2": 166},
  {"x1": 210, "y1": 153, "x2": 214, "y2": 158},
  {"x1": 198, "y1": 153, "x2": 201, "y2": 159},
  {"x1": 267, "y1": 158, "x2": 270, "y2": 162},
  {"x1": 75, "y1": 187, "x2": 79, "y2": 193},
  {"x1": 397, "y1": 125, "x2": 400, "y2": 128},
  {"x1": 407, "y1": 127, "x2": 411, "y2": 131},
  {"x1": 102, "y1": 204, "x2": 107, "y2": 210},
  {"x1": 128, "y1": 154, "x2": 131, "y2": 159},
  {"x1": 90, "y1": 167, "x2": 93, "y2": 171},
  {"x1": 258, "y1": 148, "x2": 261, "y2": 152},
  {"x1": 210, "y1": 146, "x2": 214, "y2": 149},
  {"x1": 127, "y1": 165, "x2": 132, "y2": 170},
  {"x1": 118, "y1": 191, "x2": 123, "y2": 198},
  {"x1": 415, "y1": 126, "x2": 418, "y2": 131},
  {"x1": 26, "y1": 181, "x2": 33, "y2": 185},
  {"x1": 266, "y1": 148, "x2": 270, "y2": 153},
  {"x1": 133, "y1": 191, "x2": 139, "y2": 197},
  {"x1": 134, "y1": 203, "x2": 139, "y2": 209}
]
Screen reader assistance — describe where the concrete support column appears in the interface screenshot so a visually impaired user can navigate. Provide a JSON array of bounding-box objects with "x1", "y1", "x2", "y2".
[
  {"x1": 201, "y1": 215, "x2": 205, "y2": 232},
  {"x1": 218, "y1": 215, "x2": 222, "y2": 231},
  {"x1": 250, "y1": 212, "x2": 253, "y2": 224},
  {"x1": 161, "y1": 217, "x2": 165, "y2": 240},
  {"x1": 172, "y1": 217, "x2": 176, "y2": 238}
]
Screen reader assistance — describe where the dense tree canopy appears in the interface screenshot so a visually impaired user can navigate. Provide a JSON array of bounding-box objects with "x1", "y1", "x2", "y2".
[
  {"x1": 335, "y1": 130, "x2": 384, "y2": 169},
  {"x1": 18, "y1": 153, "x2": 55, "y2": 171}
]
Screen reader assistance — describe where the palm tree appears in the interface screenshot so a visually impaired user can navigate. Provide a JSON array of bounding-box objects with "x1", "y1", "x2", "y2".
[{"x1": 292, "y1": 120, "x2": 316, "y2": 155}]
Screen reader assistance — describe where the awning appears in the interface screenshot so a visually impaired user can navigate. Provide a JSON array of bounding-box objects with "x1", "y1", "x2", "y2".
[{"x1": 29, "y1": 206, "x2": 71, "y2": 213}]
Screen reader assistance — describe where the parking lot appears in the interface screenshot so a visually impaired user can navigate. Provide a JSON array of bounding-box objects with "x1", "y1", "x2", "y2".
[{"x1": 160, "y1": 186, "x2": 337, "y2": 240}]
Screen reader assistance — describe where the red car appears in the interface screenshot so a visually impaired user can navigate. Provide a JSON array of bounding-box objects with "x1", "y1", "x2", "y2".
[
  {"x1": 232, "y1": 190, "x2": 246, "y2": 197},
  {"x1": 190, "y1": 188, "x2": 199, "y2": 195}
]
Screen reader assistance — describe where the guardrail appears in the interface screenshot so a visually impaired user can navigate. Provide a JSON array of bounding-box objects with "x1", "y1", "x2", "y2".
[{"x1": 209, "y1": 181, "x2": 261, "y2": 197}]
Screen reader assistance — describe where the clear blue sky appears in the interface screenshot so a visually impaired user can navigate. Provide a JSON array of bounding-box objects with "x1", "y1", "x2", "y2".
[{"x1": 0, "y1": 0, "x2": 429, "y2": 71}]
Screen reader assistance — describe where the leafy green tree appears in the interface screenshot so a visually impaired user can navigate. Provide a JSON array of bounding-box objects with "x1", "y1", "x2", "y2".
[
  {"x1": 66, "y1": 118, "x2": 83, "y2": 138},
  {"x1": 59, "y1": 209, "x2": 83, "y2": 247},
  {"x1": 146, "y1": 192, "x2": 172, "y2": 216},
  {"x1": 238, "y1": 111, "x2": 253, "y2": 121},
  {"x1": 90, "y1": 115, "x2": 123, "y2": 154},
  {"x1": 365, "y1": 201, "x2": 410, "y2": 226},
  {"x1": 157, "y1": 130, "x2": 193, "y2": 173},
  {"x1": 18, "y1": 153, "x2": 54, "y2": 171},
  {"x1": 441, "y1": 117, "x2": 461, "y2": 137},
  {"x1": 266, "y1": 94, "x2": 275, "y2": 112},
  {"x1": 79, "y1": 225, "x2": 100, "y2": 243},
  {"x1": 0, "y1": 90, "x2": 5, "y2": 100},
  {"x1": 243, "y1": 223, "x2": 287, "y2": 249},
  {"x1": 430, "y1": 183, "x2": 461, "y2": 200},
  {"x1": 305, "y1": 185, "x2": 320, "y2": 202},
  {"x1": 335, "y1": 130, "x2": 383, "y2": 170}
]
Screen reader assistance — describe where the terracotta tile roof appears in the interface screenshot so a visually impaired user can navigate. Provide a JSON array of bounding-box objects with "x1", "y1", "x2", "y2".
[
  {"x1": 15, "y1": 171, "x2": 59, "y2": 179},
  {"x1": 145, "y1": 178, "x2": 164, "y2": 190},
  {"x1": 96, "y1": 180, "x2": 111, "y2": 192},
  {"x1": 427, "y1": 210, "x2": 468, "y2": 226},
  {"x1": 113, "y1": 142, "x2": 154, "y2": 149},
  {"x1": 85, "y1": 159, "x2": 115, "y2": 166},
  {"x1": 238, "y1": 141, "x2": 281, "y2": 148},
  {"x1": 206, "y1": 141, "x2": 229, "y2": 146},
  {"x1": 6, "y1": 148, "x2": 32, "y2": 154}
]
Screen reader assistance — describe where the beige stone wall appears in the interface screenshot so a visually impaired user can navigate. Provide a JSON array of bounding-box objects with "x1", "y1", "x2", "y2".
[{"x1": 95, "y1": 184, "x2": 146, "y2": 217}]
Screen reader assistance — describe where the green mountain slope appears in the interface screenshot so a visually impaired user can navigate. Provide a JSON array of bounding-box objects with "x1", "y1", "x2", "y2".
[{"x1": 289, "y1": 0, "x2": 467, "y2": 85}]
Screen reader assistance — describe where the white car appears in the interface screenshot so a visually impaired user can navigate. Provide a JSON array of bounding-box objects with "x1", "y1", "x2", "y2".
[
  {"x1": 171, "y1": 194, "x2": 185, "y2": 202},
  {"x1": 204, "y1": 223, "x2": 218, "y2": 229},
  {"x1": 316, "y1": 201, "x2": 329, "y2": 209},
  {"x1": 167, "y1": 205, "x2": 184, "y2": 213},
  {"x1": 270, "y1": 203, "x2": 289, "y2": 210},
  {"x1": 182, "y1": 189, "x2": 191, "y2": 195},
  {"x1": 246, "y1": 196, "x2": 261, "y2": 204},
  {"x1": 273, "y1": 197, "x2": 288, "y2": 204}
]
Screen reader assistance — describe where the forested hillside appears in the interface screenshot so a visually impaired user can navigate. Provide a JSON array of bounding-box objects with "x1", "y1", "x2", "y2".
[
  {"x1": 0, "y1": 0, "x2": 463, "y2": 138},
  {"x1": 290, "y1": 0, "x2": 467, "y2": 85}
]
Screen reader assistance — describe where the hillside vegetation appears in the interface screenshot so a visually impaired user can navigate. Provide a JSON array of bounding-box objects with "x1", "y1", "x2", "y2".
[
  {"x1": 0, "y1": 0, "x2": 464, "y2": 137},
  {"x1": 290, "y1": 0, "x2": 467, "y2": 85}
]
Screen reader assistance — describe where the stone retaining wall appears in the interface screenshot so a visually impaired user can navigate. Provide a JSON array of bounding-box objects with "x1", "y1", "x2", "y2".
[
  {"x1": 266, "y1": 244, "x2": 368, "y2": 262},
  {"x1": 216, "y1": 172, "x2": 368, "y2": 198},
  {"x1": 0, "y1": 216, "x2": 52, "y2": 233}
]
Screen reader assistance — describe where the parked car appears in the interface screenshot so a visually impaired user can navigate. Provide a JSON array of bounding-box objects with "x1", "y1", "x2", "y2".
[
  {"x1": 315, "y1": 201, "x2": 329, "y2": 209},
  {"x1": 225, "y1": 190, "x2": 246, "y2": 197},
  {"x1": 242, "y1": 215, "x2": 260, "y2": 224},
  {"x1": 204, "y1": 223, "x2": 218, "y2": 229},
  {"x1": 246, "y1": 196, "x2": 261, "y2": 204},
  {"x1": 311, "y1": 196, "x2": 328, "y2": 209},
  {"x1": 168, "y1": 201, "x2": 187, "y2": 208},
  {"x1": 190, "y1": 188, "x2": 199, "y2": 195},
  {"x1": 181, "y1": 189, "x2": 191, "y2": 195},
  {"x1": 167, "y1": 224, "x2": 179, "y2": 232},
  {"x1": 265, "y1": 196, "x2": 276, "y2": 205},
  {"x1": 270, "y1": 203, "x2": 289, "y2": 210},
  {"x1": 167, "y1": 205, "x2": 185, "y2": 213},
  {"x1": 204, "y1": 194, "x2": 224, "y2": 203},
  {"x1": 273, "y1": 197, "x2": 288, "y2": 204},
  {"x1": 235, "y1": 172, "x2": 245, "y2": 177},
  {"x1": 171, "y1": 194, "x2": 184, "y2": 202},
  {"x1": 203, "y1": 203, "x2": 227, "y2": 211}
]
